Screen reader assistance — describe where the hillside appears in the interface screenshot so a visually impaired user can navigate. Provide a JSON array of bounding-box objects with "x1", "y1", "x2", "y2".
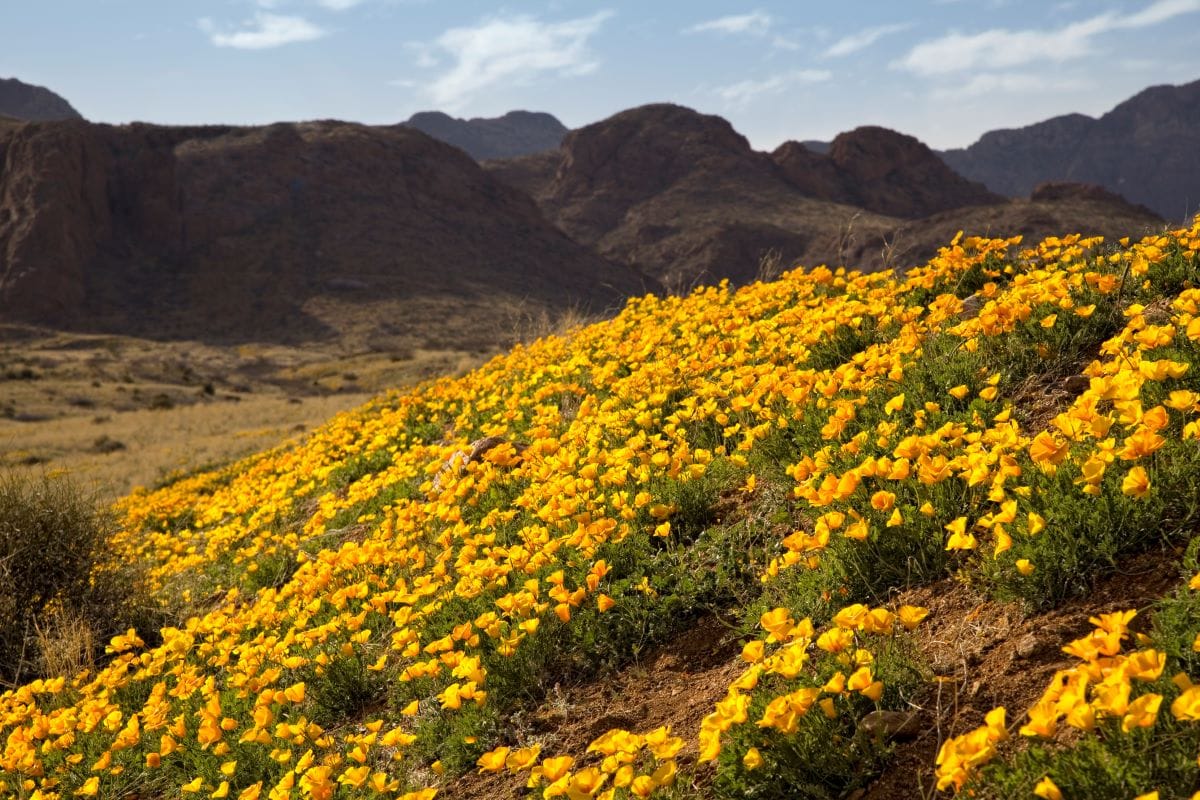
[
  {"x1": 0, "y1": 118, "x2": 650, "y2": 348},
  {"x1": 403, "y1": 111, "x2": 568, "y2": 161},
  {"x1": 0, "y1": 76, "x2": 81, "y2": 121},
  {"x1": 3, "y1": 215, "x2": 1200, "y2": 799},
  {"x1": 941, "y1": 78, "x2": 1200, "y2": 221}
]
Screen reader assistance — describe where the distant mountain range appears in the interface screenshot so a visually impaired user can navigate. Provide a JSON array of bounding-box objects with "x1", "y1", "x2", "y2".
[
  {"x1": 0, "y1": 77, "x2": 81, "y2": 121},
  {"x1": 402, "y1": 110, "x2": 567, "y2": 161},
  {"x1": 482, "y1": 103, "x2": 1162, "y2": 290},
  {"x1": 406, "y1": 81, "x2": 1198, "y2": 223},
  {"x1": 0, "y1": 77, "x2": 1187, "y2": 345},
  {"x1": 940, "y1": 79, "x2": 1200, "y2": 220}
]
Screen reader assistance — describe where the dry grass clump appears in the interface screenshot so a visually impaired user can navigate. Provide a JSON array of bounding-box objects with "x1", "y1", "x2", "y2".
[{"x1": 0, "y1": 472, "x2": 143, "y2": 684}]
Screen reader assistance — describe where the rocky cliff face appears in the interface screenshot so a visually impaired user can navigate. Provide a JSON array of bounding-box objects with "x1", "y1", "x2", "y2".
[
  {"x1": 0, "y1": 77, "x2": 82, "y2": 121},
  {"x1": 774, "y1": 126, "x2": 1003, "y2": 218},
  {"x1": 940, "y1": 79, "x2": 1200, "y2": 220},
  {"x1": 0, "y1": 119, "x2": 650, "y2": 345},
  {"x1": 403, "y1": 110, "x2": 567, "y2": 160}
]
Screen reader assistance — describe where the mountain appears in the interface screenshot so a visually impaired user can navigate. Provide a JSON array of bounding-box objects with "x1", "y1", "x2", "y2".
[
  {"x1": 0, "y1": 77, "x2": 82, "y2": 121},
  {"x1": 403, "y1": 110, "x2": 567, "y2": 160},
  {"x1": 486, "y1": 104, "x2": 1157, "y2": 289},
  {"x1": 0, "y1": 118, "x2": 651, "y2": 347},
  {"x1": 772, "y1": 127, "x2": 1003, "y2": 218},
  {"x1": 1, "y1": 101, "x2": 1173, "y2": 350},
  {"x1": 940, "y1": 78, "x2": 1200, "y2": 220},
  {"x1": 487, "y1": 103, "x2": 901, "y2": 289}
]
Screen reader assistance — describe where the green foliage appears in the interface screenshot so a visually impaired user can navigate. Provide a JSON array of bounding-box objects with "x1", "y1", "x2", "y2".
[
  {"x1": 976, "y1": 548, "x2": 1200, "y2": 799},
  {"x1": 713, "y1": 638, "x2": 926, "y2": 800},
  {"x1": 0, "y1": 471, "x2": 146, "y2": 682}
]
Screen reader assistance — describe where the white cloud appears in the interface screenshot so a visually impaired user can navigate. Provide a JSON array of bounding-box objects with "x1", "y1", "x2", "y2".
[
  {"x1": 316, "y1": 0, "x2": 365, "y2": 9},
  {"x1": 684, "y1": 11, "x2": 772, "y2": 36},
  {"x1": 823, "y1": 23, "x2": 912, "y2": 58},
  {"x1": 200, "y1": 12, "x2": 326, "y2": 49},
  {"x1": 415, "y1": 12, "x2": 612, "y2": 110},
  {"x1": 895, "y1": 0, "x2": 1200, "y2": 75},
  {"x1": 931, "y1": 72, "x2": 1091, "y2": 100},
  {"x1": 1121, "y1": 0, "x2": 1200, "y2": 25},
  {"x1": 714, "y1": 69, "x2": 831, "y2": 108}
]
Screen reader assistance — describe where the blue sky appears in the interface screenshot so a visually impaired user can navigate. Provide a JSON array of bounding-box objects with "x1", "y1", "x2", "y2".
[{"x1": 5, "y1": 0, "x2": 1200, "y2": 150}]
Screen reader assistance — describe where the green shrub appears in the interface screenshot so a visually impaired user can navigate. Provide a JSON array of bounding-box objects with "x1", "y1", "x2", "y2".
[{"x1": 0, "y1": 471, "x2": 142, "y2": 682}]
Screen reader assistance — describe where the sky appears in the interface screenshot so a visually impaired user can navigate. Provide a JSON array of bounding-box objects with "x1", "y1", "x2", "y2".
[{"x1": 5, "y1": 0, "x2": 1200, "y2": 150}]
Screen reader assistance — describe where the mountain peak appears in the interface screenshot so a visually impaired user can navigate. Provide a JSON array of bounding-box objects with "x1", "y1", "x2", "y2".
[
  {"x1": 774, "y1": 125, "x2": 1002, "y2": 218},
  {"x1": 402, "y1": 109, "x2": 567, "y2": 160},
  {"x1": 0, "y1": 77, "x2": 82, "y2": 121}
]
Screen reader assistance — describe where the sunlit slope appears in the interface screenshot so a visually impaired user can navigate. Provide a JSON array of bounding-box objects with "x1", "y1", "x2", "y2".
[{"x1": 3, "y1": 218, "x2": 1200, "y2": 800}]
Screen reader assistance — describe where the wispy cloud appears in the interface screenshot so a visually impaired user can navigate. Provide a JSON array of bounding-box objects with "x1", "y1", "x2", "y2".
[
  {"x1": 200, "y1": 12, "x2": 326, "y2": 49},
  {"x1": 930, "y1": 71, "x2": 1091, "y2": 100},
  {"x1": 315, "y1": 0, "x2": 365, "y2": 10},
  {"x1": 714, "y1": 69, "x2": 831, "y2": 108},
  {"x1": 411, "y1": 12, "x2": 612, "y2": 110},
  {"x1": 823, "y1": 23, "x2": 912, "y2": 58},
  {"x1": 684, "y1": 11, "x2": 772, "y2": 36},
  {"x1": 895, "y1": 0, "x2": 1200, "y2": 75}
]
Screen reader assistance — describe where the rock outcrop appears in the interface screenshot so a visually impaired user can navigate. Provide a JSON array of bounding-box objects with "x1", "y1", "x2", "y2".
[{"x1": 491, "y1": 103, "x2": 900, "y2": 288}]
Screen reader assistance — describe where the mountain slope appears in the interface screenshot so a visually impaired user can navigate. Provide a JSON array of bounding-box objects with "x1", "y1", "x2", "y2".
[
  {"x1": 3, "y1": 218, "x2": 1200, "y2": 799},
  {"x1": 0, "y1": 76, "x2": 81, "y2": 121},
  {"x1": 941, "y1": 78, "x2": 1200, "y2": 220},
  {"x1": 403, "y1": 110, "x2": 567, "y2": 160},
  {"x1": 0, "y1": 119, "x2": 651, "y2": 347}
]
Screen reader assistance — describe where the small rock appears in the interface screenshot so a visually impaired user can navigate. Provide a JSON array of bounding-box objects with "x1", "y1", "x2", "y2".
[
  {"x1": 1063, "y1": 375, "x2": 1091, "y2": 394},
  {"x1": 857, "y1": 710, "x2": 927, "y2": 740},
  {"x1": 431, "y1": 436, "x2": 528, "y2": 492},
  {"x1": 959, "y1": 294, "x2": 985, "y2": 319},
  {"x1": 1015, "y1": 633, "x2": 1039, "y2": 659}
]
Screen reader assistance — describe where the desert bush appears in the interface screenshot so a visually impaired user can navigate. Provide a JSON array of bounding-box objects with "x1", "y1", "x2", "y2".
[{"x1": 0, "y1": 471, "x2": 141, "y2": 683}]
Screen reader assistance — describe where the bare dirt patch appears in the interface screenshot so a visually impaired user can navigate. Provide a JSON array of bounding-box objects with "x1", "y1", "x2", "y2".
[
  {"x1": 438, "y1": 544, "x2": 1183, "y2": 800},
  {"x1": 863, "y1": 547, "x2": 1182, "y2": 800},
  {"x1": 442, "y1": 616, "x2": 744, "y2": 800}
]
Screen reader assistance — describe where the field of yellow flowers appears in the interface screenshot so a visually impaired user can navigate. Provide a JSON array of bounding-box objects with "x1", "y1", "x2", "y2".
[{"x1": 3, "y1": 216, "x2": 1200, "y2": 800}]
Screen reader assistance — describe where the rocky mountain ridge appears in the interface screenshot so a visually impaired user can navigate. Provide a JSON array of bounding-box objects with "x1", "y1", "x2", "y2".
[
  {"x1": 940, "y1": 78, "x2": 1200, "y2": 220},
  {"x1": 0, "y1": 82, "x2": 1175, "y2": 346},
  {"x1": 485, "y1": 103, "x2": 1162, "y2": 290}
]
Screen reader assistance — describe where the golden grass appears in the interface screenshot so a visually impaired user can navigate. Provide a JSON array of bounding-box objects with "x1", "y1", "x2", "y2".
[
  {"x1": 0, "y1": 327, "x2": 492, "y2": 500},
  {"x1": 0, "y1": 393, "x2": 373, "y2": 499}
]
